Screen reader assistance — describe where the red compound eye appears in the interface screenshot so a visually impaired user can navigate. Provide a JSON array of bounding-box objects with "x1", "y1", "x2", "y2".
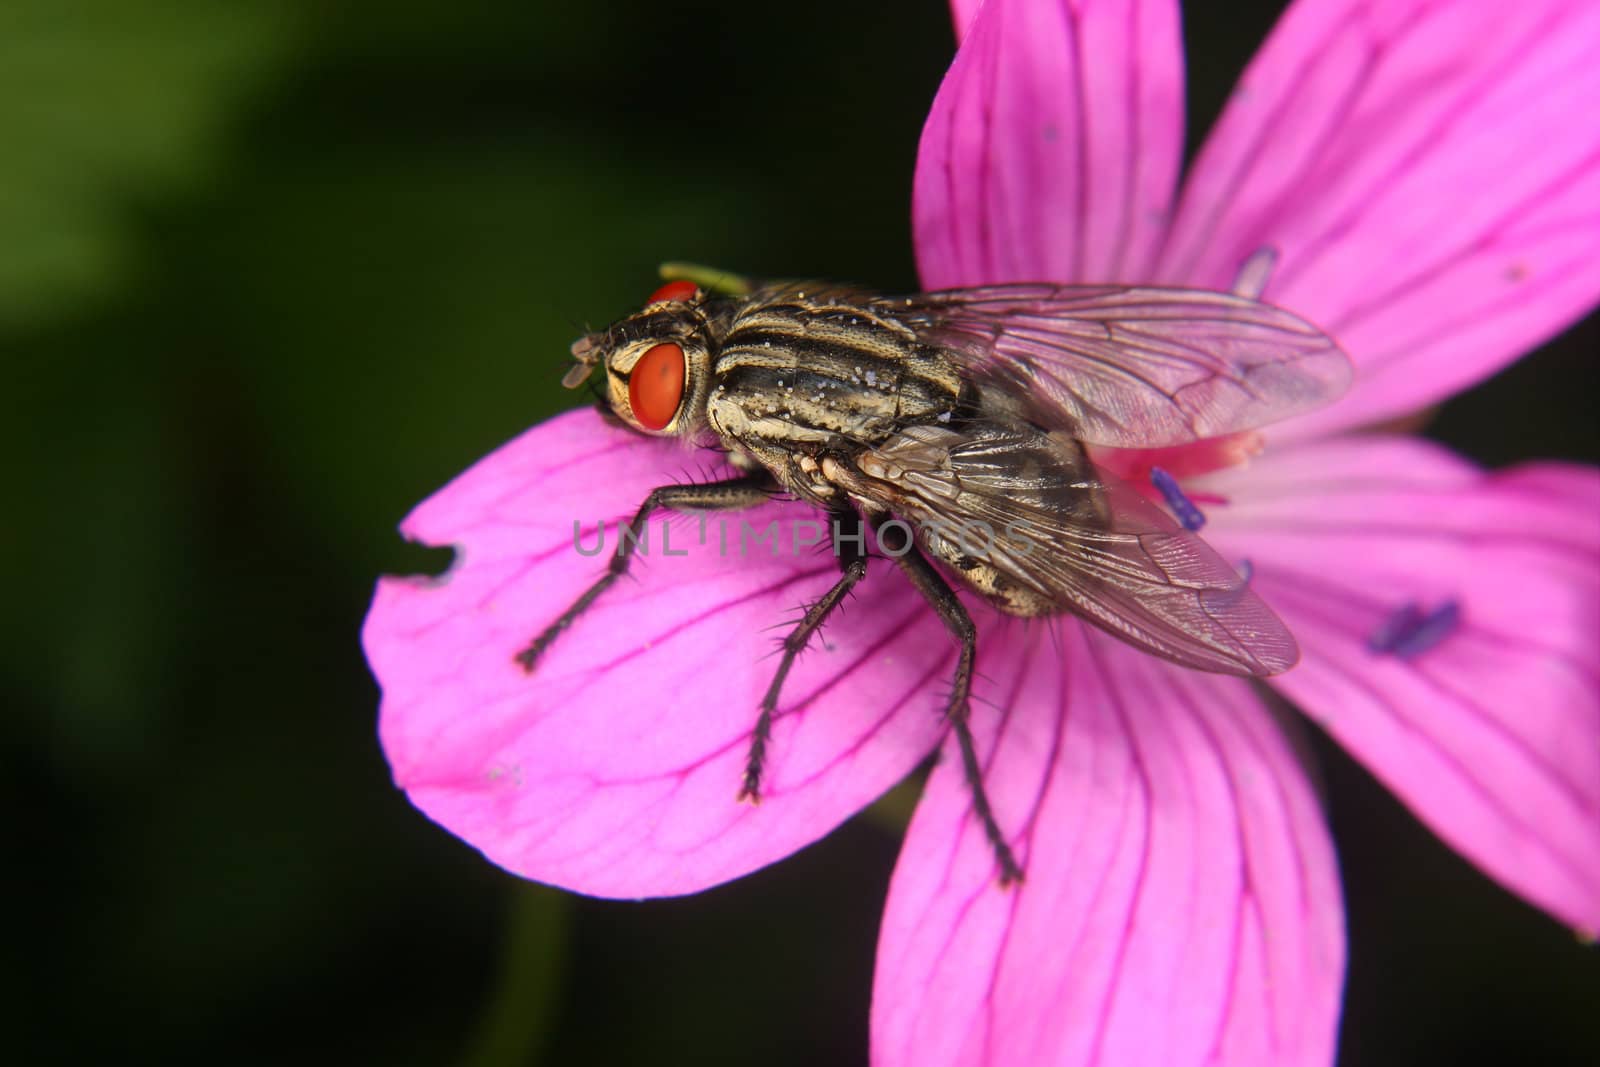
[
  {"x1": 629, "y1": 342, "x2": 685, "y2": 430},
  {"x1": 646, "y1": 280, "x2": 700, "y2": 306}
]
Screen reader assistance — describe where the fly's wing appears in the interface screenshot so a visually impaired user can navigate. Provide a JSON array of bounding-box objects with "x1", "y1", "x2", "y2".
[
  {"x1": 905, "y1": 285, "x2": 1352, "y2": 448},
  {"x1": 835, "y1": 421, "x2": 1297, "y2": 676}
]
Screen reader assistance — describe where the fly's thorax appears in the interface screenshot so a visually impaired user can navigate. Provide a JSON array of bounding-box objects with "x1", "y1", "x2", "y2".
[{"x1": 705, "y1": 293, "x2": 967, "y2": 448}]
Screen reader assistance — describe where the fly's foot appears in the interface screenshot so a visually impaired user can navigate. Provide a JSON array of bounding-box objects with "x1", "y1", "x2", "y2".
[
  {"x1": 512, "y1": 638, "x2": 549, "y2": 673},
  {"x1": 737, "y1": 716, "x2": 771, "y2": 804}
]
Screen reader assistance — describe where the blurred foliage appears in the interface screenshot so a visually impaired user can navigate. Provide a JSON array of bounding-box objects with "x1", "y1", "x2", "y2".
[
  {"x1": 0, "y1": 0, "x2": 297, "y2": 326},
  {"x1": 1, "y1": 1, "x2": 1594, "y2": 1065}
]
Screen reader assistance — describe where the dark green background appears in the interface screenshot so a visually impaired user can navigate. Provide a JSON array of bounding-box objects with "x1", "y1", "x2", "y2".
[{"x1": 4, "y1": 1, "x2": 1595, "y2": 1064}]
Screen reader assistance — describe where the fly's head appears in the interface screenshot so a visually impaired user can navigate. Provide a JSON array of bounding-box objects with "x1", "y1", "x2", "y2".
[{"x1": 563, "y1": 280, "x2": 719, "y2": 438}]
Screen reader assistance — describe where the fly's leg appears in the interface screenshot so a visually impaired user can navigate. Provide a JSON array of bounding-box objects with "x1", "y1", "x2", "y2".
[
  {"x1": 739, "y1": 507, "x2": 868, "y2": 804},
  {"x1": 513, "y1": 475, "x2": 772, "y2": 672},
  {"x1": 880, "y1": 521, "x2": 1024, "y2": 886}
]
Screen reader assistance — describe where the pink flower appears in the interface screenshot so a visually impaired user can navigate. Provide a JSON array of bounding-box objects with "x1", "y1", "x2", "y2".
[{"x1": 363, "y1": 0, "x2": 1600, "y2": 1063}]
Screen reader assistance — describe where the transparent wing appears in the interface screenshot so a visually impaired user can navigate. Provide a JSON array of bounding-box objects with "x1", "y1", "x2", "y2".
[
  {"x1": 906, "y1": 284, "x2": 1352, "y2": 448},
  {"x1": 837, "y1": 421, "x2": 1297, "y2": 676}
]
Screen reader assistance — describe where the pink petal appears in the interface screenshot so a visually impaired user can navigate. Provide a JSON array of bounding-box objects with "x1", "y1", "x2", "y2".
[
  {"x1": 915, "y1": 0, "x2": 1185, "y2": 289},
  {"x1": 873, "y1": 624, "x2": 1344, "y2": 1067},
  {"x1": 1200, "y1": 435, "x2": 1600, "y2": 931},
  {"x1": 1157, "y1": 0, "x2": 1600, "y2": 438},
  {"x1": 948, "y1": 0, "x2": 982, "y2": 41},
  {"x1": 363, "y1": 410, "x2": 954, "y2": 898}
]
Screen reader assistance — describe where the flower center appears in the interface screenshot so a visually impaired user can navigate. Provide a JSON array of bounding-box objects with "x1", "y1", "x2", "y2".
[
  {"x1": 1090, "y1": 430, "x2": 1265, "y2": 523},
  {"x1": 1091, "y1": 431, "x2": 1265, "y2": 484}
]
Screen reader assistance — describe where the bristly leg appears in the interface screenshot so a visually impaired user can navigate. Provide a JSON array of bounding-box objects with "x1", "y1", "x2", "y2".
[
  {"x1": 880, "y1": 521, "x2": 1023, "y2": 886},
  {"x1": 740, "y1": 507, "x2": 869, "y2": 803},
  {"x1": 514, "y1": 475, "x2": 772, "y2": 672}
]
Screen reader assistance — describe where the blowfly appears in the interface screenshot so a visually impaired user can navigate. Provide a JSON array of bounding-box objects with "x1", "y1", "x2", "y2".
[{"x1": 520, "y1": 264, "x2": 1352, "y2": 884}]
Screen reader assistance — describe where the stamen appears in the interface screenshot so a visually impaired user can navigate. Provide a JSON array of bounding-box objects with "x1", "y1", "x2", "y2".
[
  {"x1": 1368, "y1": 600, "x2": 1461, "y2": 658},
  {"x1": 1391, "y1": 601, "x2": 1461, "y2": 659},
  {"x1": 1150, "y1": 466, "x2": 1206, "y2": 531},
  {"x1": 1232, "y1": 246, "x2": 1279, "y2": 300},
  {"x1": 1236, "y1": 558, "x2": 1254, "y2": 585},
  {"x1": 1366, "y1": 602, "x2": 1422, "y2": 652}
]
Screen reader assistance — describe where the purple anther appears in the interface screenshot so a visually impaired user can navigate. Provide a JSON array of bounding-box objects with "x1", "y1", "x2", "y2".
[
  {"x1": 1150, "y1": 466, "x2": 1206, "y2": 531},
  {"x1": 1367, "y1": 602, "x2": 1423, "y2": 652},
  {"x1": 1390, "y1": 600, "x2": 1461, "y2": 659},
  {"x1": 1368, "y1": 600, "x2": 1461, "y2": 658},
  {"x1": 1236, "y1": 558, "x2": 1254, "y2": 584}
]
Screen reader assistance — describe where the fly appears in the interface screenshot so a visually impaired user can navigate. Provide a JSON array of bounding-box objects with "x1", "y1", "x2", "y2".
[{"x1": 519, "y1": 263, "x2": 1353, "y2": 884}]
